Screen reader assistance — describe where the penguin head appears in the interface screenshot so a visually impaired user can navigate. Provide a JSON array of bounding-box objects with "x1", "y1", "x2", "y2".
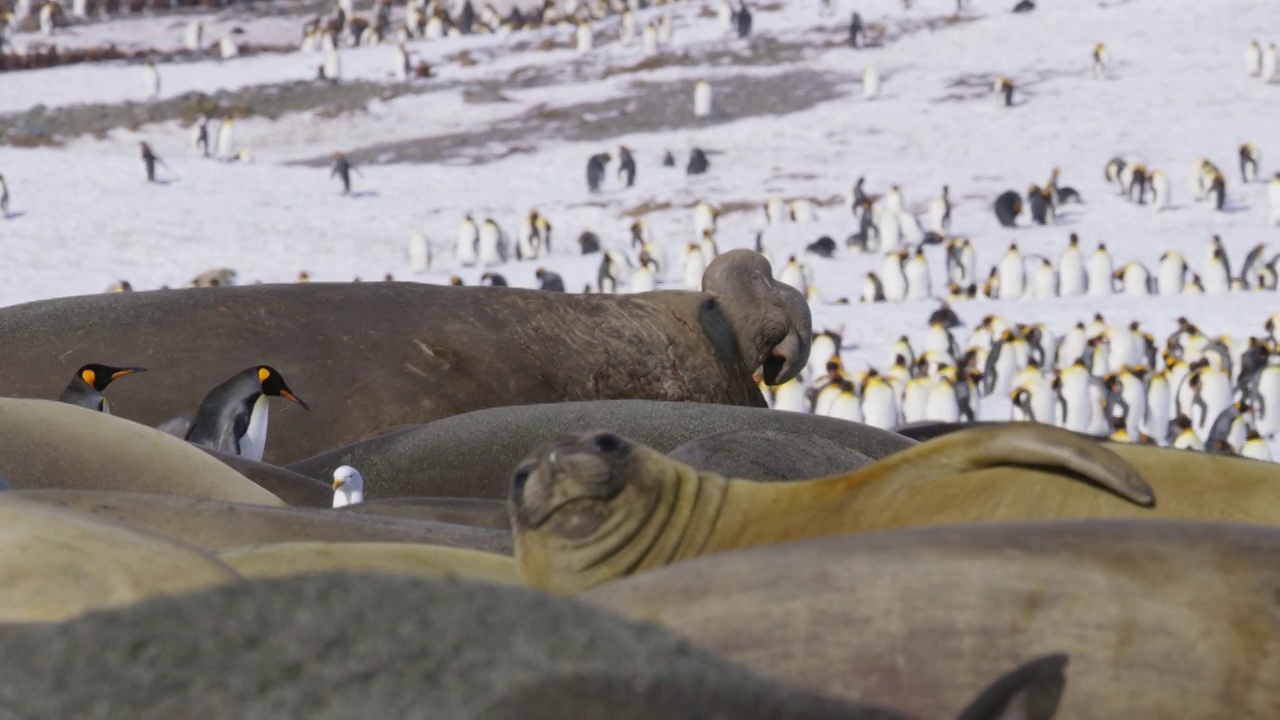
[
  {"x1": 74, "y1": 364, "x2": 146, "y2": 392},
  {"x1": 256, "y1": 366, "x2": 310, "y2": 410},
  {"x1": 449, "y1": 275, "x2": 464, "y2": 286}
]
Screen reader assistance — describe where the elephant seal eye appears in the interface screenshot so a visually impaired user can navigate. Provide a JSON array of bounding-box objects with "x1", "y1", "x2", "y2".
[
  {"x1": 512, "y1": 468, "x2": 531, "y2": 492},
  {"x1": 592, "y1": 433, "x2": 621, "y2": 453}
]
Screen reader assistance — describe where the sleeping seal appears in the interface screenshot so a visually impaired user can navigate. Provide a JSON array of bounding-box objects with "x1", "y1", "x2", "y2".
[{"x1": 0, "y1": 251, "x2": 810, "y2": 464}]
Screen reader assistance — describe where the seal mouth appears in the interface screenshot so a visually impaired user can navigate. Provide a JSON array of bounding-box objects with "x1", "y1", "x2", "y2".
[{"x1": 761, "y1": 352, "x2": 787, "y2": 385}]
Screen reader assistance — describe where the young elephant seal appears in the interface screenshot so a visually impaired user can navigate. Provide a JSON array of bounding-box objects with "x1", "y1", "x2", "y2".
[
  {"x1": 0, "y1": 250, "x2": 810, "y2": 464},
  {"x1": 513, "y1": 422, "x2": 1280, "y2": 593}
]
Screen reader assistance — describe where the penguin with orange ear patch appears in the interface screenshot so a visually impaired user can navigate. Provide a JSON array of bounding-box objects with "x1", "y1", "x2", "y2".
[
  {"x1": 184, "y1": 366, "x2": 310, "y2": 462},
  {"x1": 57, "y1": 364, "x2": 146, "y2": 413}
]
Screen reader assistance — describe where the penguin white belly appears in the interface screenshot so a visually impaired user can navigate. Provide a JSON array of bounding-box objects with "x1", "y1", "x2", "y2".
[
  {"x1": 779, "y1": 265, "x2": 807, "y2": 295},
  {"x1": 1059, "y1": 377, "x2": 1093, "y2": 432},
  {"x1": 1120, "y1": 378, "x2": 1146, "y2": 438},
  {"x1": 771, "y1": 380, "x2": 807, "y2": 413},
  {"x1": 478, "y1": 225, "x2": 504, "y2": 265},
  {"x1": 862, "y1": 65, "x2": 879, "y2": 99},
  {"x1": 238, "y1": 394, "x2": 270, "y2": 462},
  {"x1": 1085, "y1": 381, "x2": 1109, "y2": 436},
  {"x1": 642, "y1": 25, "x2": 658, "y2": 55},
  {"x1": 1150, "y1": 172, "x2": 1170, "y2": 210},
  {"x1": 1156, "y1": 259, "x2": 1184, "y2": 295},
  {"x1": 904, "y1": 259, "x2": 930, "y2": 301},
  {"x1": 1031, "y1": 264, "x2": 1057, "y2": 299},
  {"x1": 880, "y1": 213, "x2": 903, "y2": 253},
  {"x1": 901, "y1": 381, "x2": 931, "y2": 424},
  {"x1": 861, "y1": 274, "x2": 882, "y2": 303},
  {"x1": 924, "y1": 382, "x2": 959, "y2": 423},
  {"x1": 926, "y1": 198, "x2": 948, "y2": 233},
  {"x1": 217, "y1": 124, "x2": 236, "y2": 160},
  {"x1": 409, "y1": 232, "x2": 430, "y2": 273},
  {"x1": 693, "y1": 81, "x2": 712, "y2": 118},
  {"x1": 682, "y1": 253, "x2": 706, "y2": 291},
  {"x1": 763, "y1": 197, "x2": 785, "y2": 225},
  {"x1": 791, "y1": 200, "x2": 817, "y2": 224},
  {"x1": 805, "y1": 335, "x2": 838, "y2": 380},
  {"x1": 1226, "y1": 416, "x2": 1250, "y2": 452},
  {"x1": 814, "y1": 386, "x2": 842, "y2": 417},
  {"x1": 1121, "y1": 267, "x2": 1150, "y2": 296},
  {"x1": 1145, "y1": 378, "x2": 1170, "y2": 441},
  {"x1": 897, "y1": 212, "x2": 923, "y2": 245},
  {"x1": 1242, "y1": 440, "x2": 1273, "y2": 462},
  {"x1": 860, "y1": 386, "x2": 899, "y2": 429},
  {"x1": 576, "y1": 24, "x2": 593, "y2": 51},
  {"x1": 1029, "y1": 384, "x2": 1056, "y2": 425},
  {"x1": 1107, "y1": 333, "x2": 1137, "y2": 372},
  {"x1": 620, "y1": 12, "x2": 635, "y2": 44},
  {"x1": 1203, "y1": 263, "x2": 1230, "y2": 294},
  {"x1": 1268, "y1": 182, "x2": 1280, "y2": 226},
  {"x1": 1194, "y1": 374, "x2": 1232, "y2": 436},
  {"x1": 455, "y1": 227, "x2": 478, "y2": 266},
  {"x1": 829, "y1": 393, "x2": 863, "y2": 423},
  {"x1": 1086, "y1": 257, "x2": 1112, "y2": 296},
  {"x1": 1263, "y1": 47, "x2": 1278, "y2": 81},
  {"x1": 1058, "y1": 254, "x2": 1085, "y2": 297},
  {"x1": 880, "y1": 266, "x2": 906, "y2": 303},
  {"x1": 997, "y1": 257, "x2": 1025, "y2": 298},
  {"x1": 1173, "y1": 429, "x2": 1204, "y2": 451},
  {"x1": 694, "y1": 205, "x2": 716, "y2": 235},
  {"x1": 629, "y1": 266, "x2": 655, "y2": 293}
]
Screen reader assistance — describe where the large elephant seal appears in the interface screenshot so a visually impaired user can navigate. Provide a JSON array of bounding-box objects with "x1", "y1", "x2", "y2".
[
  {"x1": 584, "y1": 520, "x2": 1280, "y2": 719},
  {"x1": 508, "y1": 423, "x2": 1280, "y2": 593},
  {"x1": 0, "y1": 495, "x2": 239, "y2": 622},
  {"x1": 286, "y1": 400, "x2": 917, "y2": 499},
  {"x1": 667, "y1": 429, "x2": 880, "y2": 480},
  {"x1": 0, "y1": 573, "x2": 1064, "y2": 719},
  {"x1": 0, "y1": 251, "x2": 810, "y2": 464},
  {"x1": 217, "y1": 542, "x2": 518, "y2": 584},
  {"x1": 12, "y1": 490, "x2": 513, "y2": 554},
  {"x1": 0, "y1": 398, "x2": 283, "y2": 506}
]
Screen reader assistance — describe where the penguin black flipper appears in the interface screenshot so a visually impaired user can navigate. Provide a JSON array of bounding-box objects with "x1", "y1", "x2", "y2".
[
  {"x1": 183, "y1": 366, "x2": 309, "y2": 460},
  {"x1": 1239, "y1": 243, "x2": 1267, "y2": 285}
]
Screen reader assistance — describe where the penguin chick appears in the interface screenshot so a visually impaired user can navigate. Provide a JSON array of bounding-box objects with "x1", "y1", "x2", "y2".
[
  {"x1": 332, "y1": 465, "x2": 365, "y2": 508},
  {"x1": 57, "y1": 364, "x2": 147, "y2": 413},
  {"x1": 184, "y1": 366, "x2": 310, "y2": 461},
  {"x1": 687, "y1": 148, "x2": 710, "y2": 175}
]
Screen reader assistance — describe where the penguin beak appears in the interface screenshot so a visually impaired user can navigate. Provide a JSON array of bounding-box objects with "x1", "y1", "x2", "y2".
[
  {"x1": 111, "y1": 367, "x2": 146, "y2": 379},
  {"x1": 280, "y1": 390, "x2": 311, "y2": 411}
]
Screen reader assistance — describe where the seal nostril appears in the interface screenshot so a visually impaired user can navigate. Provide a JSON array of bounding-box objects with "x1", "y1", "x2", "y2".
[{"x1": 593, "y1": 433, "x2": 621, "y2": 453}]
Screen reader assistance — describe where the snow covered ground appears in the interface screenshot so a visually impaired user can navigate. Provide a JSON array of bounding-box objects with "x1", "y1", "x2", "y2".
[{"x1": 2, "y1": 0, "x2": 1279, "y2": 452}]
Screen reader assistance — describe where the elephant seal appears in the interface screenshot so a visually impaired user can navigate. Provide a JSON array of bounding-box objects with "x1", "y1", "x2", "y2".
[
  {"x1": 0, "y1": 572, "x2": 1061, "y2": 720},
  {"x1": 0, "y1": 495, "x2": 239, "y2": 622},
  {"x1": 202, "y1": 448, "x2": 334, "y2": 507},
  {"x1": 12, "y1": 490, "x2": 513, "y2": 554},
  {"x1": 339, "y1": 497, "x2": 511, "y2": 530},
  {"x1": 286, "y1": 400, "x2": 917, "y2": 499},
  {"x1": 0, "y1": 250, "x2": 810, "y2": 464},
  {"x1": 583, "y1": 520, "x2": 1280, "y2": 719},
  {"x1": 217, "y1": 542, "x2": 518, "y2": 584},
  {"x1": 511, "y1": 423, "x2": 1277, "y2": 593},
  {"x1": 668, "y1": 429, "x2": 878, "y2": 479},
  {"x1": 0, "y1": 398, "x2": 283, "y2": 506}
]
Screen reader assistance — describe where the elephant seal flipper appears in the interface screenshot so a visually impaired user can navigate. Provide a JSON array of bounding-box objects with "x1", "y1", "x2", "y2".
[
  {"x1": 870, "y1": 424, "x2": 1154, "y2": 507},
  {"x1": 956, "y1": 653, "x2": 1068, "y2": 720}
]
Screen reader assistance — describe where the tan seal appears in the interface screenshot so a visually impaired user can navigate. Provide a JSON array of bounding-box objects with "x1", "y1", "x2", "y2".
[
  {"x1": 0, "y1": 398, "x2": 283, "y2": 506},
  {"x1": 0, "y1": 495, "x2": 239, "y2": 622},
  {"x1": 509, "y1": 423, "x2": 1280, "y2": 593},
  {"x1": 217, "y1": 542, "x2": 518, "y2": 584}
]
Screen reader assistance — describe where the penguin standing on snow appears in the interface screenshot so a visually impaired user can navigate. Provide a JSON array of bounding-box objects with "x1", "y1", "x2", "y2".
[
  {"x1": 1027, "y1": 184, "x2": 1053, "y2": 224},
  {"x1": 617, "y1": 146, "x2": 636, "y2": 188},
  {"x1": 58, "y1": 364, "x2": 146, "y2": 413},
  {"x1": 1058, "y1": 233, "x2": 1086, "y2": 296},
  {"x1": 455, "y1": 214, "x2": 479, "y2": 267},
  {"x1": 193, "y1": 116, "x2": 211, "y2": 157},
  {"x1": 139, "y1": 142, "x2": 164, "y2": 183},
  {"x1": 1126, "y1": 164, "x2": 1148, "y2": 204},
  {"x1": 330, "y1": 152, "x2": 360, "y2": 195},
  {"x1": 693, "y1": 80, "x2": 713, "y2": 119},
  {"x1": 1239, "y1": 143, "x2": 1259, "y2": 183},
  {"x1": 1207, "y1": 169, "x2": 1226, "y2": 210},
  {"x1": 0, "y1": 173, "x2": 9, "y2": 218},
  {"x1": 993, "y1": 190, "x2": 1022, "y2": 227},
  {"x1": 734, "y1": 2, "x2": 751, "y2": 38},
  {"x1": 142, "y1": 59, "x2": 160, "y2": 100},
  {"x1": 927, "y1": 185, "x2": 951, "y2": 233},
  {"x1": 687, "y1": 148, "x2": 710, "y2": 175},
  {"x1": 1149, "y1": 168, "x2": 1170, "y2": 210},
  {"x1": 862, "y1": 63, "x2": 880, "y2": 99},
  {"x1": 586, "y1": 152, "x2": 611, "y2": 193},
  {"x1": 183, "y1": 366, "x2": 310, "y2": 462},
  {"x1": 994, "y1": 76, "x2": 1015, "y2": 107},
  {"x1": 1247, "y1": 40, "x2": 1263, "y2": 76},
  {"x1": 1269, "y1": 172, "x2": 1280, "y2": 227},
  {"x1": 1092, "y1": 42, "x2": 1107, "y2": 79},
  {"x1": 848, "y1": 12, "x2": 863, "y2": 48}
]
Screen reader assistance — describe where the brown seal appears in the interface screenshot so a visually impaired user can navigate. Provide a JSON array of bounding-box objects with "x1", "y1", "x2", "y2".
[
  {"x1": 583, "y1": 520, "x2": 1280, "y2": 719},
  {"x1": 0, "y1": 250, "x2": 810, "y2": 464}
]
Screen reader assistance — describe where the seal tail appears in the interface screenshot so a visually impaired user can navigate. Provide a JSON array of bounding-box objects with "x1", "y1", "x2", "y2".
[{"x1": 954, "y1": 653, "x2": 1069, "y2": 720}]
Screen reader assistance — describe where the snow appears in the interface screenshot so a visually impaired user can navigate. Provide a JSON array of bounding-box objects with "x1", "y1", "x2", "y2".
[{"x1": 1, "y1": 0, "x2": 1279, "y2": 451}]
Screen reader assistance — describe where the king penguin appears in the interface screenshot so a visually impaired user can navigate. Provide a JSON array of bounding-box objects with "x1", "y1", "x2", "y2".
[
  {"x1": 1149, "y1": 168, "x2": 1170, "y2": 211},
  {"x1": 183, "y1": 366, "x2": 310, "y2": 461},
  {"x1": 1267, "y1": 172, "x2": 1280, "y2": 227},
  {"x1": 862, "y1": 63, "x2": 880, "y2": 99},
  {"x1": 142, "y1": 59, "x2": 160, "y2": 101},
  {"x1": 455, "y1": 214, "x2": 479, "y2": 267},
  {"x1": 693, "y1": 79, "x2": 713, "y2": 119},
  {"x1": 332, "y1": 465, "x2": 365, "y2": 508},
  {"x1": 996, "y1": 242, "x2": 1025, "y2": 299},
  {"x1": 57, "y1": 364, "x2": 146, "y2": 413},
  {"x1": 1085, "y1": 243, "x2": 1113, "y2": 296},
  {"x1": 1247, "y1": 40, "x2": 1263, "y2": 76},
  {"x1": 903, "y1": 246, "x2": 931, "y2": 301}
]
